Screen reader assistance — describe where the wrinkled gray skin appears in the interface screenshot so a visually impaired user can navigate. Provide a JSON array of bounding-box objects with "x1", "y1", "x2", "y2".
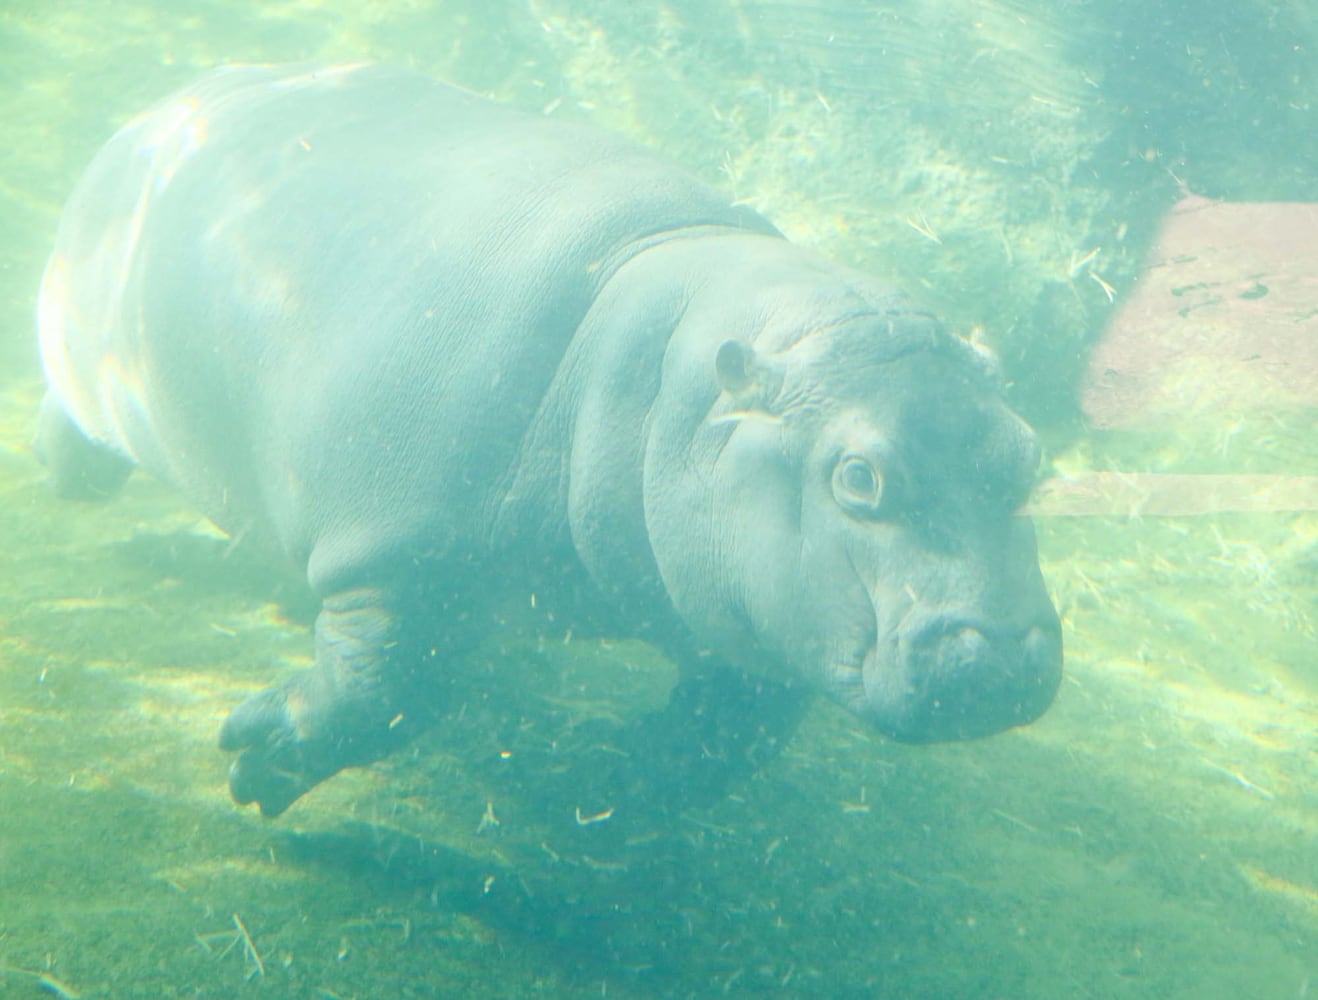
[{"x1": 36, "y1": 64, "x2": 1062, "y2": 817}]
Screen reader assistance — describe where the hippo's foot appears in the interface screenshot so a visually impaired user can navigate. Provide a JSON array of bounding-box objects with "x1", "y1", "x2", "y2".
[
  {"x1": 220, "y1": 672, "x2": 410, "y2": 817},
  {"x1": 33, "y1": 392, "x2": 133, "y2": 500},
  {"x1": 219, "y1": 588, "x2": 435, "y2": 817}
]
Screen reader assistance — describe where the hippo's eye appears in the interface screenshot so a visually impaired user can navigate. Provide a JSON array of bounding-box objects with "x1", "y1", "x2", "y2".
[{"x1": 833, "y1": 455, "x2": 884, "y2": 516}]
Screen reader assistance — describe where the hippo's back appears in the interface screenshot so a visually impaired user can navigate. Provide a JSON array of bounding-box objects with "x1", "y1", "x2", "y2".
[{"x1": 38, "y1": 64, "x2": 768, "y2": 579}]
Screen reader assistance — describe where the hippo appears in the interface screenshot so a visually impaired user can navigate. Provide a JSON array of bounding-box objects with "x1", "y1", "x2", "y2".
[{"x1": 35, "y1": 63, "x2": 1062, "y2": 817}]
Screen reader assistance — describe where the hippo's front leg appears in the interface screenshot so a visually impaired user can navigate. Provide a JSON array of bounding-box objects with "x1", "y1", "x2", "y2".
[{"x1": 219, "y1": 587, "x2": 434, "y2": 817}]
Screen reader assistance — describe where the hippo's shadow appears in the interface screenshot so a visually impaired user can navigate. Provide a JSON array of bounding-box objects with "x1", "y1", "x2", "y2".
[
  {"x1": 282, "y1": 671, "x2": 809, "y2": 982},
  {"x1": 274, "y1": 820, "x2": 691, "y2": 980}
]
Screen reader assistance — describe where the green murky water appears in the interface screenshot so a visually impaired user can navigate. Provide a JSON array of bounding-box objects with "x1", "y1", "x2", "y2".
[{"x1": 1, "y1": 3, "x2": 1314, "y2": 997}]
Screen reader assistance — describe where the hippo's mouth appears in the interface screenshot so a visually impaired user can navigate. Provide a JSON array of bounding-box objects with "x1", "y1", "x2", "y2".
[{"x1": 841, "y1": 615, "x2": 1062, "y2": 743}]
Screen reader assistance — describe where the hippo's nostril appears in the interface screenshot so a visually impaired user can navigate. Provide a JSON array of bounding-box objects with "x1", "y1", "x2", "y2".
[
  {"x1": 1022, "y1": 622, "x2": 1064, "y2": 690},
  {"x1": 902, "y1": 620, "x2": 1000, "y2": 679},
  {"x1": 945, "y1": 625, "x2": 993, "y2": 671},
  {"x1": 1025, "y1": 623, "x2": 1060, "y2": 660}
]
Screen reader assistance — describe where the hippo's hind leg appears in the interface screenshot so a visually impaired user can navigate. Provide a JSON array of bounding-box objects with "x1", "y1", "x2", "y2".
[
  {"x1": 33, "y1": 392, "x2": 132, "y2": 500},
  {"x1": 220, "y1": 587, "x2": 439, "y2": 817}
]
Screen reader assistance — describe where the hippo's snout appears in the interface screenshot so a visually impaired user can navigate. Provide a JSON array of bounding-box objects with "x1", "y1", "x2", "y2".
[{"x1": 861, "y1": 613, "x2": 1063, "y2": 743}]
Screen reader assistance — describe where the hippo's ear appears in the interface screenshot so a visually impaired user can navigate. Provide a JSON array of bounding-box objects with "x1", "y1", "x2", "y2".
[{"x1": 715, "y1": 339, "x2": 781, "y2": 406}]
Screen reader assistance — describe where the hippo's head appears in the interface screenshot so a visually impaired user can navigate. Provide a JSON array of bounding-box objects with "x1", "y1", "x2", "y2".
[{"x1": 644, "y1": 302, "x2": 1062, "y2": 742}]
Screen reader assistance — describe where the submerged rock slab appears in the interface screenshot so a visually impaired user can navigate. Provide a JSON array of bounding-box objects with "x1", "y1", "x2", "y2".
[
  {"x1": 1083, "y1": 195, "x2": 1318, "y2": 428},
  {"x1": 1026, "y1": 472, "x2": 1318, "y2": 518},
  {"x1": 1034, "y1": 196, "x2": 1318, "y2": 517}
]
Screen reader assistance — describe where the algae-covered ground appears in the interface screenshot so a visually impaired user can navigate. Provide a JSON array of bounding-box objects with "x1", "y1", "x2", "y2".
[{"x1": 1, "y1": 2, "x2": 1315, "y2": 998}]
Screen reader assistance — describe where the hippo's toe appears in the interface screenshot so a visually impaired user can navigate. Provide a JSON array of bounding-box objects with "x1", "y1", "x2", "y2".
[
  {"x1": 227, "y1": 751, "x2": 314, "y2": 818},
  {"x1": 219, "y1": 684, "x2": 326, "y2": 816},
  {"x1": 219, "y1": 665, "x2": 422, "y2": 816},
  {"x1": 218, "y1": 685, "x2": 291, "y2": 755}
]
